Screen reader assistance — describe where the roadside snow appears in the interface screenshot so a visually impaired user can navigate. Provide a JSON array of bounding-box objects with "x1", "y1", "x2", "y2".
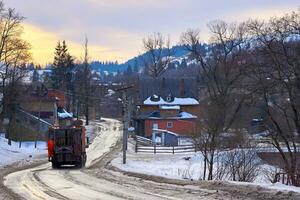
[
  {"x1": 85, "y1": 118, "x2": 121, "y2": 167},
  {"x1": 0, "y1": 135, "x2": 47, "y2": 167},
  {"x1": 229, "y1": 180, "x2": 300, "y2": 193},
  {"x1": 112, "y1": 141, "x2": 204, "y2": 180},
  {"x1": 112, "y1": 153, "x2": 204, "y2": 180},
  {"x1": 112, "y1": 140, "x2": 300, "y2": 193}
]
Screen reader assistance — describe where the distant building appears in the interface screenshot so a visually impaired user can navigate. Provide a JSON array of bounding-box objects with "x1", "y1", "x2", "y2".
[
  {"x1": 21, "y1": 82, "x2": 59, "y2": 125},
  {"x1": 9, "y1": 83, "x2": 69, "y2": 141},
  {"x1": 138, "y1": 77, "x2": 199, "y2": 101},
  {"x1": 134, "y1": 95, "x2": 199, "y2": 141}
]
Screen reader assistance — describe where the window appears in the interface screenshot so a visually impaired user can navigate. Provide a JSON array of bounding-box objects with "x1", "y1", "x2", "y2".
[
  {"x1": 166, "y1": 96, "x2": 172, "y2": 102},
  {"x1": 167, "y1": 122, "x2": 173, "y2": 128}
]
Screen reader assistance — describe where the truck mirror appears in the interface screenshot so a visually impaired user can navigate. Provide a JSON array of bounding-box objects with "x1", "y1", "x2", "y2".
[{"x1": 85, "y1": 137, "x2": 90, "y2": 148}]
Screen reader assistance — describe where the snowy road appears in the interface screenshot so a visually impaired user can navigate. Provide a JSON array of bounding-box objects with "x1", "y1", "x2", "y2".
[
  {"x1": 4, "y1": 118, "x2": 126, "y2": 200},
  {"x1": 3, "y1": 118, "x2": 300, "y2": 200}
]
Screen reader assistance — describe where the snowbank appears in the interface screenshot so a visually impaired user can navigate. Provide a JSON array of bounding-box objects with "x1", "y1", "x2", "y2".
[
  {"x1": 0, "y1": 135, "x2": 47, "y2": 167},
  {"x1": 229, "y1": 180, "x2": 300, "y2": 193},
  {"x1": 112, "y1": 141, "x2": 300, "y2": 193},
  {"x1": 112, "y1": 153, "x2": 203, "y2": 180}
]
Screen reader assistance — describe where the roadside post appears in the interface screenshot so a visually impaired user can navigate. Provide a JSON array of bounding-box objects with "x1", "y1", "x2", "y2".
[{"x1": 115, "y1": 84, "x2": 134, "y2": 164}]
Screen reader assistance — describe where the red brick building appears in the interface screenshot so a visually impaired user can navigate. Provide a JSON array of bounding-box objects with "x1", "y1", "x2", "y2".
[
  {"x1": 135, "y1": 95, "x2": 199, "y2": 138},
  {"x1": 144, "y1": 116, "x2": 196, "y2": 137}
]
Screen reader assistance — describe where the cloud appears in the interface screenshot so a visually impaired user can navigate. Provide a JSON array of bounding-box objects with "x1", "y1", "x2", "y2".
[
  {"x1": 6, "y1": 0, "x2": 300, "y2": 64},
  {"x1": 22, "y1": 23, "x2": 135, "y2": 65}
]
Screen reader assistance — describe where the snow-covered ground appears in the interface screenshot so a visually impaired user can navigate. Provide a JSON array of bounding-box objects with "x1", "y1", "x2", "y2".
[
  {"x1": 0, "y1": 134, "x2": 47, "y2": 168},
  {"x1": 85, "y1": 118, "x2": 121, "y2": 167},
  {"x1": 112, "y1": 150, "x2": 204, "y2": 180},
  {"x1": 112, "y1": 140, "x2": 300, "y2": 193}
]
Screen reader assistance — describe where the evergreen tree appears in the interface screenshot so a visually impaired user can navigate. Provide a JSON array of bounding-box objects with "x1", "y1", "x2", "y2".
[
  {"x1": 126, "y1": 64, "x2": 133, "y2": 75},
  {"x1": 32, "y1": 69, "x2": 39, "y2": 82},
  {"x1": 51, "y1": 40, "x2": 74, "y2": 90},
  {"x1": 180, "y1": 58, "x2": 187, "y2": 69},
  {"x1": 133, "y1": 59, "x2": 139, "y2": 73},
  {"x1": 167, "y1": 62, "x2": 176, "y2": 70}
]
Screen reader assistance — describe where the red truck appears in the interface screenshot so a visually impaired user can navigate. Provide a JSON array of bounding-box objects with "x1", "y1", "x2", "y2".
[{"x1": 47, "y1": 120, "x2": 89, "y2": 168}]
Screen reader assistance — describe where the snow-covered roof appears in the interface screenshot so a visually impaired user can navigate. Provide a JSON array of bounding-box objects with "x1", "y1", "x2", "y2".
[
  {"x1": 159, "y1": 105, "x2": 180, "y2": 110},
  {"x1": 105, "y1": 89, "x2": 116, "y2": 97},
  {"x1": 58, "y1": 109, "x2": 73, "y2": 119},
  {"x1": 144, "y1": 96, "x2": 199, "y2": 106},
  {"x1": 152, "y1": 128, "x2": 179, "y2": 136},
  {"x1": 37, "y1": 69, "x2": 52, "y2": 75},
  {"x1": 178, "y1": 112, "x2": 197, "y2": 119}
]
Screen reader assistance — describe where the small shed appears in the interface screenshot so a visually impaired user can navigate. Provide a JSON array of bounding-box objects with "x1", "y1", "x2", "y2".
[{"x1": 152, "y1": 129, "x2": 179, "y2": 146}]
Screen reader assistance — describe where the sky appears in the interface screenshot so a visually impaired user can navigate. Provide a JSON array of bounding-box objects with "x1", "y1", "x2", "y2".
[{"x1": 5, "y1": 0, "x2": 299, "y2": 65}]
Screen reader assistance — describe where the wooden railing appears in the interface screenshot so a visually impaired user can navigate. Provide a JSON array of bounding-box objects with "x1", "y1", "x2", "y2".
[
  {"x1": 136, "y1": 144, "x2": 196, "y2": 154},
  {"x1": 135, "y1": 136, "x2": 196, "y2": 154},
  {"x1": 135, "y1": 136, "x2": 300, "y2": 154},
  {"x1": 274, "y1": 173, "x2": 300, "y2": 186}
]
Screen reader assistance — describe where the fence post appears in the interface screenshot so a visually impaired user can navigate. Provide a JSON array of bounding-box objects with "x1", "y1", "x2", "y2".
[
  {"x1": 154, "y1": 143, "x2": 156, "y2": 154},
  {"x1": 172, "y1": 146, "x2": 174, "y2": 154},
  {"x1": 135, "y1": 140, "x2": 138, "y2": 153}
]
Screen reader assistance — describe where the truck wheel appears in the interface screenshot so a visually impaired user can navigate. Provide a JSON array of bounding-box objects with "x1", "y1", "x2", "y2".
[
  {"x1": 76, "y1": 161, "x2": 82, "y2": 168},
  {"x1": 52, "y1": 161, "x2": 60, "y2": 169}
]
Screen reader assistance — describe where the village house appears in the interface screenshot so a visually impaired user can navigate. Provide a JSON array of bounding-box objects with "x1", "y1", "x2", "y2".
[
  {"x1": 134, "y1": 95, "x2": 199, "y2": 145},
  {"x1": 9, "y1": 82, "x2": 72, "y2": 141}
]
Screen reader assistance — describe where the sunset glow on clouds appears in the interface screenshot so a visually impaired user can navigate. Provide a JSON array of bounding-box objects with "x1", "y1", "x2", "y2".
[
  {"x1": 6, "y1": 0, "x2": 299, "y2": 65},
  {"x1": 22, "y1": 23, "x2": 134, "y2": 65}
]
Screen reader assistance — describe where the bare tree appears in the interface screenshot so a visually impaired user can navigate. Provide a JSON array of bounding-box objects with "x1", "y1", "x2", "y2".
[
  {"x1": 142, "y1": 32, "x2": 172, "y2": 78},
  {"x1": 181, "y1": 21, "x2": 251, "y2": 180},
  {"x1": 0, "y1": 1, "x2": 31, "y2": 143},
  {"x1": 215, "y1": 137, "x2": 261, "y2": 182},
  {"x1": 246, "y1": 10, "x2": 300, "y2": 186},
  {"x1": 82, "y1": 37, "x2": 91, "y2": 125}
]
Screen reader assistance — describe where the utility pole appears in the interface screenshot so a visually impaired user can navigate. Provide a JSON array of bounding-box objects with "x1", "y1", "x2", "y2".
[
  {"x1": 116, "y1": 84, "x2": 134, "y2": 164},
  {"x1": 122, "y1": 91, "x2": 128, "y2": 164},
  {"x1": 35, "y1": 98, "x2": 41, "y2": 148}
]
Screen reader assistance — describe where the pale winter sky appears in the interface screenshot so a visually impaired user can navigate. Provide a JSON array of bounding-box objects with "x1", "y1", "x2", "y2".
[{"x1": 5, "y1": 0, "x2": 299, "y2": 64}]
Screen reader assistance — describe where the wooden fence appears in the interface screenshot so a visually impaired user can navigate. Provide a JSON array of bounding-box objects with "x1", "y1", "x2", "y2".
[
  {"x1": 135, "y1": 136, "x2": 196, "y2": 154},
  {"x1": 134, "y1": 136, "x2": 300, "y2": 154},
  {"x1": 135, "y1": 144, "x2": 196, "y2": 154},
  {"x1": 274, "y1": 173, "x2": 300, "y2": 186}
]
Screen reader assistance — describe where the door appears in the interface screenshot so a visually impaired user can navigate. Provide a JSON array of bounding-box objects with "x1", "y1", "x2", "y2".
[{"x1": 152, "y1": 123, "x2": 158, "y2": 130}]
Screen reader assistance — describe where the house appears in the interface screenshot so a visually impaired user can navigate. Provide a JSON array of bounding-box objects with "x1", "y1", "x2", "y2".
[
  {"x1": 8, "y1": 83, "x2": 70, "y2": 141},
  {"x1": 135, "y1": 95, "x2": 199, "y2": 143},
  {"x1": 20, "y1": 83, "x2": 58, "y2": 125},
  {"x1": 140, "y1": 95, "x2": 199, "y2": 115}
]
